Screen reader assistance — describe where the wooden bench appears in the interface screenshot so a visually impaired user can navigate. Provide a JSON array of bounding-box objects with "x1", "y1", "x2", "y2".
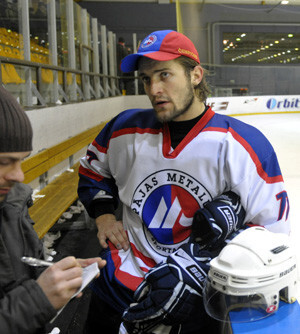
[{"x1": 22, "y1": 122, "x2": 107, "y2": 239}]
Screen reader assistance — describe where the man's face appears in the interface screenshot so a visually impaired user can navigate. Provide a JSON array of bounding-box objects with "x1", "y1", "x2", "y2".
[
  {"x1": 138, "y1": 58, "x2": 202, "y2": 122},
  {"x1": 0, "y1": 151, "x2": 30, "y2": 202}
]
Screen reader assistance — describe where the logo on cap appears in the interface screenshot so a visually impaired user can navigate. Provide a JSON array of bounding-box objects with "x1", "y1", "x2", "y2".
[
  {"x1": 141, "y1": 34, "x2": 157, "y2": 48},
  {"x1": 178, "y1": 48, "x2": 198, "y2": 61}
]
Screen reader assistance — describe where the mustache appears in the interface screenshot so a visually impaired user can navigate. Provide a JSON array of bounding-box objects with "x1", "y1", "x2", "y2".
[{"x1": 151, "y1": 97, "x2": 171, "y2": 105}]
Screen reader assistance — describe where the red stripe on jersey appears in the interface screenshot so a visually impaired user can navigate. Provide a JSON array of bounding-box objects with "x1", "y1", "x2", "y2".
[
  {"x1": 79, "y1": 165, "x2": 104, "y2": 182},
  {"x1": 131, "y1": 242, "x2": 157, "y2": 269},
  {"x1": 203, "y1": 126, "x2": 283, "y2": 184},
  {"x1": 109, "y1": 243, "x2": 143, "y2": 291},
  {"x1": 92, "y1": 139, "x2": 107, "y2": 153},
  {"x1": 163, "y1": 107, "x2": 215, "y2": 158},
  {"x1": 246, "y1": 223, "x2": 264, "y2": 228},
  {"x1": 109, "y1": 241, "x2": 157, "y2": 291},
  {"x1": 111, "y1": 127, "x2": 162, "y2": 139}
]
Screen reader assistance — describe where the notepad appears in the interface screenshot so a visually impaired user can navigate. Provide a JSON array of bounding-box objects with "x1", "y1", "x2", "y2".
[
  {"x1": 50, "y1": 262, "x2": 100, "y2": 322},
  {"x1": 72, "y1": 262, "x2": 100, "y2": 298}
]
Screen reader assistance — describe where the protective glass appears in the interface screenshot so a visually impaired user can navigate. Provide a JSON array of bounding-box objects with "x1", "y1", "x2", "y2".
[{"x1": 203, "y1": 278, "x2": 277, "y2": 323}]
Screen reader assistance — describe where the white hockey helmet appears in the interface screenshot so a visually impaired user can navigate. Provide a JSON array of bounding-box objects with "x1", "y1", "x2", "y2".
[{"x1": 203, "y1": 226, "x2": 298, "y2": 323}]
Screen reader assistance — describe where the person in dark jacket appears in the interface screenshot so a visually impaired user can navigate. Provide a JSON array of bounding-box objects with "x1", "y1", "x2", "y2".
[
  {"x1": 0, "y1": 86, "x2": 106, "y2": 333},
  {"x1": 116, "y1": 37, "x2": 134, "y2": 95}
]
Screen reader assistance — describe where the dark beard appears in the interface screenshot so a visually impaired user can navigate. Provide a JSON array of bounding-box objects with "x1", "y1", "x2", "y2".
[{"x1": 155, "y1": 90, "x2": 195, "y2": 123}]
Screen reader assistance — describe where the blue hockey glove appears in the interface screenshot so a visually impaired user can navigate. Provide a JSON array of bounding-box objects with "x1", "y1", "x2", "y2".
[
  {"x1": 192, "y1": 191, "x2": 246, "y2": 249},
  {"x1": 122, "y1": 243, "x2": 212, "y2": 332}
]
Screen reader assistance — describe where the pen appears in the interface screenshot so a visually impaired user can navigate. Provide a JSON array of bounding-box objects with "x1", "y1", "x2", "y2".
[{"x1": 21, "y1": 256, "x2": 54, "y2": 267}]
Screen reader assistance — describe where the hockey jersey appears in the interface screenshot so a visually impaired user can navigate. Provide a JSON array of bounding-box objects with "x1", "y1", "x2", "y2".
[{"x1": 78, "y1": 106, "x2": 290, "y2": 292}]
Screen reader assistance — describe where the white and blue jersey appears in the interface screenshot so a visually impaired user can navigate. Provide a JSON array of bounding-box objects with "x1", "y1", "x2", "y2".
[{"x1": 78, "y1": 106, "x2": 290, "y2": 293}]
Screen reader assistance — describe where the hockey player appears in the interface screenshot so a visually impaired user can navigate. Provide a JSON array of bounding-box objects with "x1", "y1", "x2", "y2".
[{"x1": 78, "y1": 30, "x2": 290, "y2": 333}]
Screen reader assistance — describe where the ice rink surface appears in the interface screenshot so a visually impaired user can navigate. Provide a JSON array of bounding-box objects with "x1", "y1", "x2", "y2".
[{"x1": 234, "y1": 113, "x2": 300, "y2": 300}]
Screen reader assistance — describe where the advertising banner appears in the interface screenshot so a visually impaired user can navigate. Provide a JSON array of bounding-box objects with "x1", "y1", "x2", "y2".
[{"x1": 206, "y1": 95, "x2": 300, "y2": 116}]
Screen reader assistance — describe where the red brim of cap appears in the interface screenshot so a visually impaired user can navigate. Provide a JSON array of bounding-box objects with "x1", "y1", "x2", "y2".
[{"x1": 121, "y1": 51, "x2": 181, "y2": 73}]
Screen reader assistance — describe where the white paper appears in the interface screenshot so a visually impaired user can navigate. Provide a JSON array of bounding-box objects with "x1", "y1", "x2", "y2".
[
  {"x1": 72, "y1": 262, "x2": 99, "y2": 298},
  {"x1": 50, "y1": 262, "x2": 100, "y2": 323}
]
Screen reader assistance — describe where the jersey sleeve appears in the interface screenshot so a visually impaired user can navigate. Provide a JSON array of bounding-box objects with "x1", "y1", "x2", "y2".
[
  {"x1": 232, "y1": 150, "x2": 290, "y2": 234},
  {"x1": 207, "y1": 113, "x2": 290, "y2": 235},
  {"x1": 78, "y1": 108, "x2": 157, "y2": 218},
  {"x1": 226, "y1": 120, "x2": 290, "y2": 234},
  {"x1": 78, "y1": 117, "x2": 120, "y2": 217}
]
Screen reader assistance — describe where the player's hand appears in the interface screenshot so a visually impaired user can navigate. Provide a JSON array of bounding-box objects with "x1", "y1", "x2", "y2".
[
  {"x1": 95, "y1": 214, "x2": 129, "y2": 251},
  {"x1": 37, "y1": 256, "x2": 83, "y2": 310}
]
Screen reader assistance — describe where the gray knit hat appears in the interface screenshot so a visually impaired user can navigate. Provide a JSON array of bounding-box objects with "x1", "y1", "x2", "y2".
[{"x1": 0, "y1": 86, "x2": 32, "y2": 152}]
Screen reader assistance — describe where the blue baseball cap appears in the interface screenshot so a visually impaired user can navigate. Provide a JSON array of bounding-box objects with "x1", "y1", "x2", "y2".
[{"x1": 121, "y1": 30, "x2": 200, "y2": 73}]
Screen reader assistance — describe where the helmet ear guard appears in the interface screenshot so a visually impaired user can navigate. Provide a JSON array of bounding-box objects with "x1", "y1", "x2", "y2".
[{"x1": 203, "y1": 226, "x2": 298, "y2": 323}]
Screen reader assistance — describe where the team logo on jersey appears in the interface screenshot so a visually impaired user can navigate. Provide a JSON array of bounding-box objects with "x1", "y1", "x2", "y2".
[
  {"x1": 141, "y1": 34, "x2": 157, "y2": 48},
  {"x1": 131, "y1": 169, "x2": 211, "y2": 256}
]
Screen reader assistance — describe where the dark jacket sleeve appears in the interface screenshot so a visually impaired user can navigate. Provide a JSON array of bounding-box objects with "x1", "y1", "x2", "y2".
[
  {"x1": 0, "y1": 183, "x2": 57, "y2": 333},
  {"x1": 0, "y1": 278, "x2": 57, "y2": 333}
]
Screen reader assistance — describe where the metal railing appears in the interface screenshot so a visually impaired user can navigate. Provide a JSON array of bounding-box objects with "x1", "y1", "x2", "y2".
[{"x1": 0, "y1": 55, "x2": 121, "y2": 106}]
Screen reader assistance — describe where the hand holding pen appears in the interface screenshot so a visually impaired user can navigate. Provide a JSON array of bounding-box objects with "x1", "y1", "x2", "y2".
[{"x1": 23, "y1": 256, "x2": 106, "y2": 311}]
